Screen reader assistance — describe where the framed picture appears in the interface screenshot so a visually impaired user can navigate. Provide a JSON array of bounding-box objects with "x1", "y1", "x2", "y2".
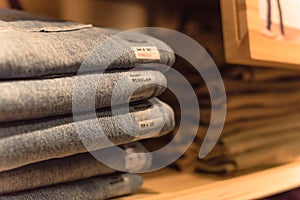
[{"x1": 221, "y1": 0, "x2": 300, "y2": 70}]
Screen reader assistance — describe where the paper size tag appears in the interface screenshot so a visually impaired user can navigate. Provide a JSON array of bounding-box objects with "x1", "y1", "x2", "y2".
[{"x1": 132, "y1": 46, "x2": 161, "y2": 60}]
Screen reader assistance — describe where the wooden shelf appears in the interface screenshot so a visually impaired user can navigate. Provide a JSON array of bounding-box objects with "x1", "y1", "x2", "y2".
[{"x1": 120, "y1": 161, "x2": 300, "y2": 200}]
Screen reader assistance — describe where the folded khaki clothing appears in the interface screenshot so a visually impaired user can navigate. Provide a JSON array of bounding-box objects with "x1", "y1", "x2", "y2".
[
  {"x1": 0, "y1": 98, "x2": 175, "y2": 172},
  {"x1": 198, "y1": 120, "x2": 300, "y2": 161},
  {"x1": 174, "y1": 65, "x2": 300, "y2": 173},
  {"x1": 176, "y1": 129, "x2": 300, "y2": 173},
  {"x1": 1, "y1": 173, "x2": 143, "y2": 200},
  {"x1": 222, "y1": 128, "x2": 300, "y2": 156},
  {"x1": 201, "y1": 102, "x2": 300, "y2": 125},
  {"x1": 221, "y1": 112, "x2": 300, "y2": 138},
  {"x1": 222, "y1": 112, "x2": 300, "y2": 136},
  {"x1": 197, "y1": 81, "x2": 300, "y2": 110},
  {"x1": 223, "y1": 91, "x2": 300, "y2": 110},
  {"x1": 192, "y1": 110, "x2": 300, "y2": 172},
  {"x1": 203, "y1": 135, "x2": 300, "y2": 173},
  {"x1": 0, "y1": 9, "x2": 175, "y2": 79},
  {"x1": 0, "y1": 70, "x2": 166, "y2": 122},
  {"x1": 196, "y1": 78, "x2": 300, "y2": 101},
  {"x1": 181, "y1": 60, "x2": 300, "y2": 97},
  {"x1": 0, "y1": 142, "x2": 151, "y2": 194}
]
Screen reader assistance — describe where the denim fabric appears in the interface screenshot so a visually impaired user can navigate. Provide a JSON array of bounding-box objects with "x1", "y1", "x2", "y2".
[
  {"x1": 0, "y1": 98, "x2": 175, "y2": 172},
  {"x1": 0, "y1": 8, "x2": 57, "y2": 22},
  {"x1": 1, "y1": 173, "x2": 143, "y2": 200},
  {"x1": 0, "y1": 8, "x2": 174, "y2": 199},
  {"x1": 0, "y1": 70, "x2": 167, "y2": 122},
  {"x1": 0, "y1": 10, "x2": 175, "y2": 79},
  {"x1": 0, "y1": 142, "x2": 151, "y2": 194}
]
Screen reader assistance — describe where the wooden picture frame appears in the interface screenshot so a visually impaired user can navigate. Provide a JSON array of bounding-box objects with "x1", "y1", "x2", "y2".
[{"x1": 220, "y1": 0, "x2": 300, "y2": 70}]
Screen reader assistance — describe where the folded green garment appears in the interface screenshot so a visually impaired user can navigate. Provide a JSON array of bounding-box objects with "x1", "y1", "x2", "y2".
[
  {"x1": 1, "y1": 173, "x2": 143, "y2": 200},
  {"x1": 0, "y1": 9, "x2": 175, "y2": 79},
  {"x1": 0, "y1": 98, "x2": 175, "y2": 172},
  {"x1": 0, "y1": 142, "x2": 151, "y2": 194},
  {"x1": 0, "y1": 70, "x2": 166, "y2": 122}
]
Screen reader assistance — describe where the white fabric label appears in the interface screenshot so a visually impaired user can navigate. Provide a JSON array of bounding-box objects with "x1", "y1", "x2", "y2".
[
  {"x1": 132, "y1": 46, "x2": 161, "y2": 60},
  {"x1": 125, "y1": 152, "x2": 148, "y2": 172}
]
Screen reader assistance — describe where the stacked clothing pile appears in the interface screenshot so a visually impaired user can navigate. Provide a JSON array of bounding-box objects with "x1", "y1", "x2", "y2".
[
  {"x1": 0, "y1": 9, "x2": 175, "y2": 199},
  {"x1": 176, "y1": 65, "x2": 300, "y2": 173}
]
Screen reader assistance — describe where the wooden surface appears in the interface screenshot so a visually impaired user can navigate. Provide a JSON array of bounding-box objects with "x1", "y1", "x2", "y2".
[
  {"x1": 220, "y1": 0, "x2": 300, "y2": 70},
  {"x1": 120, "y1": 161, "x2": 300, "y2": 200}
]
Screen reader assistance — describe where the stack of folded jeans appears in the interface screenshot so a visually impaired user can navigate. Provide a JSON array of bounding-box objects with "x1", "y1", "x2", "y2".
[
  {"x1": 0, "y1": 9, "x2": 175, "y2": 199},
  {"x1": 175, "y1": 65, "x2": 300, "y2": 173}
]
